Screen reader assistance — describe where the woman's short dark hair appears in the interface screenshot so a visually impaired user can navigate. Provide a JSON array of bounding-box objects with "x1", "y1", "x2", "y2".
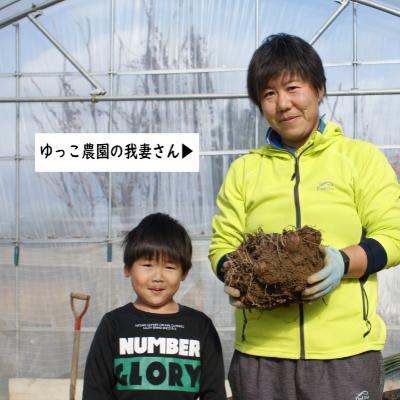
[
  {"x1": 122, "y1": 213, "x2": 192, "y2": 274},
  {"x1": 247, "y1": 33, "x2": 326, "y2": 112}
]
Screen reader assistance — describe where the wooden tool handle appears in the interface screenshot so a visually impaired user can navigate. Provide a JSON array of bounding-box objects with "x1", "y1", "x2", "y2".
[
  {"x1": 69, "y1": 330, "x2": 81, "y2": 400},
  {"x1": 69, "y1": 292, "x2": 90, "y2": 400},
  {"x1": 70, "y1": 292, "x2": 90, "y2": 325},
  {"x1": 70, "y1": 292, "x2": 90, "y2": 301}
]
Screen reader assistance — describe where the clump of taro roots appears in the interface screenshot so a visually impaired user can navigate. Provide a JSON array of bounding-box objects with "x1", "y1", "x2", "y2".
[{"x1": 223, "y1": 226, "x2": 325, "y2": 310}]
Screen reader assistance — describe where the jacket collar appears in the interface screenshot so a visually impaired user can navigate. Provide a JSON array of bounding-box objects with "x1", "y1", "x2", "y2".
[
  {"x1": 264, "y1": 118, "x2": 326, "y2": 149},
  {"x1": 252, "y1": 119, "x2": 343, "y2": 157}
]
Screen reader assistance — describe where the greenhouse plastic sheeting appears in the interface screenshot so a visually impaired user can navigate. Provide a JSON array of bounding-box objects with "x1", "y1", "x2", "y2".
[{"x1": 1, "y1": 0, "x2": 400, "y2": 381}]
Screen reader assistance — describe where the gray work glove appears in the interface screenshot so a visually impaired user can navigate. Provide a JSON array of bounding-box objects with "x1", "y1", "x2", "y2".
[{"x1": 302, "y1": 246, "x2": 345, "y2": 301}]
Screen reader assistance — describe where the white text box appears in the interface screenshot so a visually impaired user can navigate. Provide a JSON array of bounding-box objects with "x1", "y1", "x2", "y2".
[{"x1": 35, "y1": 133, "x2": 199, "y2": 172}]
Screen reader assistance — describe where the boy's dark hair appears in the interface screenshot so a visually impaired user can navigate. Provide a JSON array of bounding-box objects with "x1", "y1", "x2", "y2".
[
  {"x1": 122, "y1": 213, "x2": 192, "y2": 274},
  {"x1": 247, "y1": 33, "x2": 326, "y2": 112}
]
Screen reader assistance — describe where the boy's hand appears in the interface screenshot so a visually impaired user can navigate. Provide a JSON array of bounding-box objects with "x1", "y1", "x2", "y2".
[{"x1": 224, "y1": 285, "x2": 246, "y2": 308}]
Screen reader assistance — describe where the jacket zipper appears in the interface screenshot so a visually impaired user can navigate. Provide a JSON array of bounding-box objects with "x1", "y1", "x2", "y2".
[
  {"x1": 290, "y1": 147, "x2": 310, "y2": 359},
  {"x1": 292, "y1": 156, "x2": 302, "y2": 228}
]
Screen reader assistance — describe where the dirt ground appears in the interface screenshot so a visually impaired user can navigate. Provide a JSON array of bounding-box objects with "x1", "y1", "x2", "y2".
[{"x1": 223, "y1": 226, "x2": 325, "y2": 310}]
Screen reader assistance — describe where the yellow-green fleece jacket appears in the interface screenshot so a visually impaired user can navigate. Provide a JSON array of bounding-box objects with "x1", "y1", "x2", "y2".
[{"x1": 209, "y1": 120, "x2": 400, "y2": 360}]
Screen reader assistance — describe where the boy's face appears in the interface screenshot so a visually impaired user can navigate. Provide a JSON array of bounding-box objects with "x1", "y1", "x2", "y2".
[{"x1": 124, "y1": 257, "x2": 186, "y2": 314}]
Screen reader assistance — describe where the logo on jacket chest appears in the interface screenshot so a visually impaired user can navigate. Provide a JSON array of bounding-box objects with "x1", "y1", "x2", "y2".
[{"x1": 316, "y1": 181, "x2": 335, "y2": 191}]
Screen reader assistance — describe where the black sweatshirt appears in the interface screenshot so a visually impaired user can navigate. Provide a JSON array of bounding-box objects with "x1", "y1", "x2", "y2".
[{"x1": 83, "y1": 303, "x2": 226, "y2": 400}]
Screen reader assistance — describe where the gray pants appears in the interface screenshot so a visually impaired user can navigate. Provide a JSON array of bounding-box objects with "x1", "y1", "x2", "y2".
[{"x1": 228, "y1": 350, "x2": 384, "y2": 400}]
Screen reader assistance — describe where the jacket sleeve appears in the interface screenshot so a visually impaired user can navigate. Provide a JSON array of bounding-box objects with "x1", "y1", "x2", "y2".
[
  {"x1": 355, "y1": 143, "x2": 400, "y2": 268},
  {"x1": 198, "y1": 320, "x2": 227, "y2": 400},
  {"x1": 82, "y1": 315, "x2": 116, "y2": 400},
  {"x1": 209, "y1": 157, "x2": 247, "y2": 278}
]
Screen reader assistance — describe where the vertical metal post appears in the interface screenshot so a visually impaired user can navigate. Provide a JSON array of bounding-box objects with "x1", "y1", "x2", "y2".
[
  {"x1": 255, "y1": 0, "x2": 259, "y2": 146},
  {"x1": 14, "y1": 21, "x2": 20, "y2": 377},
  {"x1": 353, "y1": 1, "x2": 358, "y2": 138},
  {"x1": 107, "y1": 0, "x2": 116, "y2": 311},
  {"x1": 15, "y1": 23, "x2": 20, "y2": 260}
]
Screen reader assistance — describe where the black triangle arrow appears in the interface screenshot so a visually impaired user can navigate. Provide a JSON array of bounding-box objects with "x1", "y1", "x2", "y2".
[{"x1": 182, "y1": 143, "x2": 193, "y2": 159}]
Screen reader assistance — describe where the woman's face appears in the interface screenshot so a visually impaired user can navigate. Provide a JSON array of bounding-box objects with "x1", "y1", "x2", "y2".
[{"x1": 260, "y1": 73, "x2": 323, "y2": 149}]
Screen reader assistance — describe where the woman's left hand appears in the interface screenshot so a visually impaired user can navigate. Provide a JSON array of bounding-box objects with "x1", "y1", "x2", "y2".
[{"x1": 302, "y1": 247, "x2": 345, "y2": 301}]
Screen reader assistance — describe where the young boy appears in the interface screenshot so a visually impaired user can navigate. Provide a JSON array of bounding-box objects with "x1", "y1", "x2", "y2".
[{"x1": 83, "y1": 213, "x2": 226, "y2": 400}]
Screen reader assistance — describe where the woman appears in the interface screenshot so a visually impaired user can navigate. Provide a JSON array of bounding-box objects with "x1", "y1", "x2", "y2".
[{"x1": 209, "y1": 33, "x2": 400, "y2": 400}]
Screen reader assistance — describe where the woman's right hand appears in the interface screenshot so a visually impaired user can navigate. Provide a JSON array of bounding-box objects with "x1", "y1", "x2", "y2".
[{"x1": 224, "y1": 285, "x2": 246, "y2": 308}]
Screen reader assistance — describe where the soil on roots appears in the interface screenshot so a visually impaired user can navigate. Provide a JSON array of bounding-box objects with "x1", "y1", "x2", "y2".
[{"x1": 223, "y1": 226, "x2": 325, "y2": 310}]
